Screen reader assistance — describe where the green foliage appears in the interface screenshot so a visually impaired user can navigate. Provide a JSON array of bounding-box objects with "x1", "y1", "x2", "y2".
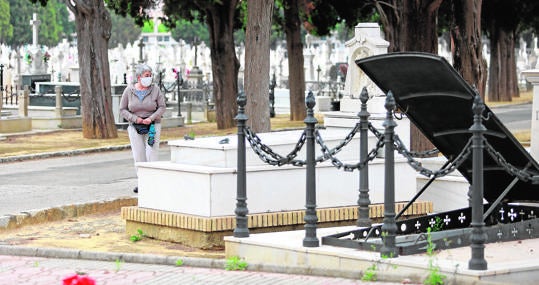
[
  {"x1": 114, "y1": 259, "x2": 123, "y2": 272},
  {"x1": 141, "y1": 20, "x2": 169, "y2": 33},
  {"x1": 305, "y1": 0, "x2": 377, "y2": 37},
  {"x1": 170, "y1": 17, "x2": 209, "y2": 45},
  {"x1": 0, "y1": 0, "x2": 13, "y2": 43},
  {"x1": 108, "y1": 10, "x2": 141, "y2": 48},
  {"x1": 224, "y1": 256, "x2": 247, "y2": 271},
  {"x1": 7, "y1": 0, "x2": 73, "y2": 47},
  {"x1": 175, "y1": 259, "x2": 184, "y2": 266},
  {"x1": 431, "y1": 217, "x2": 444, "y2": 232},
  {"x1": 129, "y1": 229, "x2": 145, "y2": 242},
  {"x1": 424, "y1": 228, "x2": 446, "y2": 285},
  {"x1": 361, "y1": 264, "x2": 377, "y2": 281}
]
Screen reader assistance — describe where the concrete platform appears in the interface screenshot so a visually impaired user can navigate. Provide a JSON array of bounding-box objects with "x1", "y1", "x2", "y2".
[{"x1": 225, "y1": 226, "x2": 539, "y2": 284}]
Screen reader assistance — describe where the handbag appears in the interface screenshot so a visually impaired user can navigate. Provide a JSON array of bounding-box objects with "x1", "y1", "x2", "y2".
[{"x1": 133, "y1": 123, "x2": 151, "y2": 134}]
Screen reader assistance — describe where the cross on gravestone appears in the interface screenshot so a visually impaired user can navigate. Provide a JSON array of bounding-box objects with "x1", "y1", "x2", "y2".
[
  {"x1": 193, "y1": 37, "x2": 199, "y2": 67},
  {"x1": 30, "y1": 13, "x2": 40, "y2": 47}
]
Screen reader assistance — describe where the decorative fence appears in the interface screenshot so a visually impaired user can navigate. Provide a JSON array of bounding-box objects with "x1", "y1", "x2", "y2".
[
  {"x1": 2, "y1": 85, "x2": 20, "y2": 106},
  {"x1": 232, "y1": 87, "x2": 539, "y2": 271}
]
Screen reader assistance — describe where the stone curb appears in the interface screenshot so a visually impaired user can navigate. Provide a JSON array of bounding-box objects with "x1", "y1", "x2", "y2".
[
  {"x1": 0, "y1": 139, "x2": 175, "y2": 163},
  {"x1": 0, "y1": 245, "x2": 225, "y2": 268},
  {"x1": 0, "y1": 197, "x2": 137, "y2": 231},
  {"x1": 0, "y1": 144, "x2": 132, "y2": 163},
  {"x1": 0, "y1": 244, "x2": 414, "y2": 282}
]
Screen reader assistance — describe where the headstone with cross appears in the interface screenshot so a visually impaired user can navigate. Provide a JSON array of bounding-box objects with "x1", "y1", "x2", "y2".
[{"x1": 21, "y1": 13, "x2": 51, "y2": 91}]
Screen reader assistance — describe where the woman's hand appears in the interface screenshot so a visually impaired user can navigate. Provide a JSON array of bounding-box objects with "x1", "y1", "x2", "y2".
[
  {"x1": 136, "y1": 117, "x2": 144, "y2": 124},
  {"x1": 142, "y1": 118, "x2": 153, "y2": 125}
]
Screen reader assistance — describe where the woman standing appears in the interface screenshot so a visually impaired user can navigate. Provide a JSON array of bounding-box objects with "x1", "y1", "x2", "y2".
[{"x1": 120, "y1": 64, "x2": 166, "y2": 193}]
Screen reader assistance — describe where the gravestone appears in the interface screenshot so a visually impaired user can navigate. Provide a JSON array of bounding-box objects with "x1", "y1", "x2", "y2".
[
  {"x1": 23, "y1": 13, "x2": 51, "y2": 91},
  {"x1": 343, "y1": 23, "x2": 388, "y2": 101},
  {"x1": 323, "y1": 23, "x2": 410, "y2": 146}
]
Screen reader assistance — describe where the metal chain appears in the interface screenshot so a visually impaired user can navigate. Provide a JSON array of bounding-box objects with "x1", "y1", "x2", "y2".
[
  {"x1": 406, "y1": 148, "x2": 440, "y2": 158},
  {"x1": 314, "y1": 127, "x2": 385, "y2": 171},
  {"x1": 243, "y1": 127, "x2": 306, "y2": 166},
  {"x1": 368, "y1": 122, "x2": 383, "y2": 139},
  {"x1": 342, "y1": 137, "x2": 386, "y2": 172},
  {"x1": 367, "y1": 122, "x2": 439, "y2": 158},
  {"x1": 484, "y1": 140, "x2": 537, "y2": 182},
  {"x1": 394, "y1": 134, "x2": 473, "y2": 178},
  {"x1": 314, "y1": 123, "x2": 361, "y2": 163},
  {"x1": 160, "y1": 81, "x2": 178, "y2": 93}
]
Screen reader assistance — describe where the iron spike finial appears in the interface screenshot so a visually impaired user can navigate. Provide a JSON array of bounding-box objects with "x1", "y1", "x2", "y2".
[
  {"x1": 360, "y1": 87, "x2": 369, "y2": 104},
  {"x1": 305, "y1": 90, "x2": 316, "y2": 109},
  {"x1": 237, "y1": 91, "x2": 246, "y2": 107},
  {"x1": 385, "y1": 91, "x2": 396, "y2": 111},
  {"x1": 472, "y1": 92, "x2": 484, "y2": 116}
]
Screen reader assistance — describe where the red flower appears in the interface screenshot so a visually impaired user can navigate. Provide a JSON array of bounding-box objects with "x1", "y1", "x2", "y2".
[{"x1": 62, "y1": 274, "x2": 96, "y2": 285}]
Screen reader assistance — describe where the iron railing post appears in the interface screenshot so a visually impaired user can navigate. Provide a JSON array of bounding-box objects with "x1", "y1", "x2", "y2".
[
  {"x1": 0, "y1": 64, "x2": 4, "y2": 103},
  {"x1": 357, "y1": 87, "x2": 372, "y2": 227},
  {"x1": 381, "y1": 91, "x2": 398, "y2": 258},
  {"x1": 269, "y1": 73, "x2": 276, "y2": 118},
  {"x1": 468, "y1": 92, "x2": 488, "y2": 270},
  {"x1": 303, "y1": 91, "x2": 319, "y2": 247},
  {"x1": 234, "y1": 91, "x2": 249, "y2": 237},
  {"x1": 177, "y1": 74, "x2": 183, "y2": 117}
]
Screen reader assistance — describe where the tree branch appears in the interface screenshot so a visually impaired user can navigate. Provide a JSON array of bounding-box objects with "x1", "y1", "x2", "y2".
[{"x1": 70, "y1": 0, "x2": 92, "y2": 16}]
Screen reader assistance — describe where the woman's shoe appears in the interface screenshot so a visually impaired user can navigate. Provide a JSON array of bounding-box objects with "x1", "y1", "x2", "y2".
[{"x1": 133, "y1": 187, "x2": 138, "y2": 193}]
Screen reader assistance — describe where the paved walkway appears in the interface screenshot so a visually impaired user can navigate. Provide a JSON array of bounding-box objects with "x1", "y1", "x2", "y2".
[{"x1": 0, "y1": 254, "x2": 402, "y2": 285}]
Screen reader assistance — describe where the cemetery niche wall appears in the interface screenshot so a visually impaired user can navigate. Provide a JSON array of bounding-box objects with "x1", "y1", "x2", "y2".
[{"x1": 323, "y1": 52, "x2": 539, "y2": 256}]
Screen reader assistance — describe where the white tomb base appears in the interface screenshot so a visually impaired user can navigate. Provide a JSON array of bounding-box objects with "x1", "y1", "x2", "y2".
[{"x1": 136, "y1": 128, "x2": 417, "y2": 217}]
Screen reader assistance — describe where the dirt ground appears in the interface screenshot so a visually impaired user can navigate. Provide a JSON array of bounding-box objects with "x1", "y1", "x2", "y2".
[{"x1": 0, "y1": 210, "x2": 225, "y2": 259}]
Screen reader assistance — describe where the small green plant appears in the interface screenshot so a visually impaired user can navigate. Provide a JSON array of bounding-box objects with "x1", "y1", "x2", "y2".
[
  {"x1": 175, "y1": 259, "x2": 184, "y2": 266},
  {"x1": 33, "y1": 261, "x2": 39, "y2": 267},
  {"x1": 424, "y1": 228, "x2": 446, "y2": 285},
  {"x1": 361, "y1": 264, "x2": 377, "y2": 281},
  {"x1": 431, "y1": 217, "x2": 444, "y2": 232},
  {"x1": 130, "y1": 229, "x2": 145, "y2": 242},
  {"x1": 224, "y1": 256, "x2": 248, "y2": 271},
  {"x1": 115, "y1": 259, "x2": 123, "y2": 272}
]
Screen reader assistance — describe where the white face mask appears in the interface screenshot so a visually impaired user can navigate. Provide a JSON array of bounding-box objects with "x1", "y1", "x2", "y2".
[{"x1": 140, "y1": 76, "x2": 153, "y2": 87}]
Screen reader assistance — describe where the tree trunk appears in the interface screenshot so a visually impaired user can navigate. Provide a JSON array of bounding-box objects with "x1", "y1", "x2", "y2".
[
  {"x1": 401, "y1": 0, "x2": 442, "y2": 153},
  {"x1": 450, "y1": 0, "x2": 486, "y2": 98},
  {"x1": 375, "y1": 0, "x2": 403, "y2": 53},
  {"x1": 245, "y1": 0, "x2": 273, "y2": 132},
  {"x1": 378, "y1": 0, "x2": 442, "y2": 153},
  {"x1": 283, "y1": 0, "x2": 306, "y2": 121},
  {"x1": 487, "y1": 27, "x2": 518, "y2": 102},
  {"x1": 71, "y1": 0, "x2": 117, "y2": 139},
  {"x1": 205, "y1": 1, "x2": 240, "y2": 129}
]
